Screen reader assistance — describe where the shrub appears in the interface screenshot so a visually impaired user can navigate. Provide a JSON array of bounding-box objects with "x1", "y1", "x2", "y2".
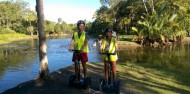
[{"x1": 0, "y1": 28, "x2": 16, "y2": 34}]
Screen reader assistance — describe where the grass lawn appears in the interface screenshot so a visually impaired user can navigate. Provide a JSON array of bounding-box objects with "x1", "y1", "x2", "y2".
[
  {"x1": 84, "y1": 62, "x2": 190, "y2": 94},
  {"x1": 0, "y1": 34, "x2": 29, "y2": 45},
  {"x1": 86, "y1": 62, "x2": 190, "y2": 94},
  {"x1": 117, "y1": 62, "x2": 190, "y2": 94},
  {"x1": 118, "y1": 35, "x2": 134, "y2": 41}
]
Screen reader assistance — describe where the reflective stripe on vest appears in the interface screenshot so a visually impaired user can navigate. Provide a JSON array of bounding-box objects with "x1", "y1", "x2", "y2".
[
  {"x1": 74, "y1": 31, "x2": 89, "y2": 52},
  {"x1": 102, "y1": 37, "x2": 118, "y2": 61}
]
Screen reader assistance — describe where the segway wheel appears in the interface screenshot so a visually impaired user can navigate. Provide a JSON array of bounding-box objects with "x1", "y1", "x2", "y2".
[
  {"x1": 116, "y1": 80, "x2": 121, "y2": 94},
  {"x1": 69, "y1": 75, "x2": 76, "y2": 86},
  {"x1": 84, "y1": 77, "x2": 91, "y2": 89},
  {"x1": 99, "y1": 78, "x2": 106, "y2": 92}
]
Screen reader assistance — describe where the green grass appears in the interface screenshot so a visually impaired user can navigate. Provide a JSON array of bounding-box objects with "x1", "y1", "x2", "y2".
[
  {"x1": 117, "y1": 62, "x2": 190, "y2": 94},
  {"x1": 0, "y1": 33, "x2": 29, "y2": 44},
  {"x1": 86, "y1": 61, "x2": 190, "y2": 93},
  {"x1": 118, "y1": 35, "x2": 133, "y2": 41}
]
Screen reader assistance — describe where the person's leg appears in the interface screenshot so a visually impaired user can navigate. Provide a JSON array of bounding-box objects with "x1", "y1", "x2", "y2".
[
  {"x1": 81, "y1": 53, "x2": 88, "y2": 78},
  {"x1": 74, "y1": 61, "x2": 80, "y2": 77},
  {"x1": 104, "y1": 61, "x2": 108, "y2": 81},
  {"x1": 72, "y1": 53, "x2": 79, "y2": 77},
  {"x1": 111, "y1": 61, "x2": 116, "y2": 82},
  {"x1": 82, "y1": 63, "x2": 87, "y2": 78}
]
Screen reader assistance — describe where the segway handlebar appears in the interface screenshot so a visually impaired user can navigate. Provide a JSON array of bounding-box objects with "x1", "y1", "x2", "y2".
[
  {"x1": 71, "y1": 50, "x2": 79, "y2": 52},
  {"x1": 68, "y1": 50, "x2": 80, "y2": 53},
  {"x1": 68, "y1": 49, "x2": 79, "y2": 52},
  {"x1": 102, "y1": 52, "x2": 116, "y2": 55}
]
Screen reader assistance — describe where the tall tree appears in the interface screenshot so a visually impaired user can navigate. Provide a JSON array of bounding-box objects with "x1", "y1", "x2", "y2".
[
  {"x1": 24, "y1": 10, "x2": 37, "y2": 35},
  {"x1": 45, "y1": 20, "x2": 56, "y2": 35},
  {"x1": 0, "y1": 1, "x2": 32, "y2": 34},
  {"x1": 24, "y1": 10, "x2": 37, "y2": 26},
  {"x1": 54, "y1": 24, "x2": 62, "y2": 35},
  {"x1": 36, "y1": 0, "x2": 49, "y2": 79}
]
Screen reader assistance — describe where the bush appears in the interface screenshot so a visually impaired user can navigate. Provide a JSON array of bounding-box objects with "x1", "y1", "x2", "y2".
[{"x1": 0, "y1": 28, "x2": 16, "y2": 34}]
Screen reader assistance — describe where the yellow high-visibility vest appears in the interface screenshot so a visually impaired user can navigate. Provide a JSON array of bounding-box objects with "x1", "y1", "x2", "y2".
[
  {"x1": 74, "y1": 31, "x2": 89, "y2": 53},
  {"x1": 102, "y1": 37, "x2": 118, "y2": 61}
]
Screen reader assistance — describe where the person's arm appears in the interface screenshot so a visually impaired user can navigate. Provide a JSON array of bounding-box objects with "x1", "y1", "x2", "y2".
[
  {"x1": 68, "y1": 35, "x2": 74, "y2": 51},
  {"x1": 99, "y1": 39, "x2": 104, "y2": 54},
  {"x1": 115, "y1": 40, "x2": 119, "y2": 54}
]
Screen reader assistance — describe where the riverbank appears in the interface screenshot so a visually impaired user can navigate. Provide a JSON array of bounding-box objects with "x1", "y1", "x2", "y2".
[
  {"x1": 182, "y1": 37, "x2": 190, "y2": 43},
  {"x1": 0, "y1": 34, "x2": 71, "y2": 46},
  {"x1": 2, "y1": 61, "x2": 190, "y2": 94},
  {"x1": 0, "y1": 34, "x2": 30, "y2": 45},
  {"x1": 1, "y1": 33, "x2": 189, "y2": 46}
]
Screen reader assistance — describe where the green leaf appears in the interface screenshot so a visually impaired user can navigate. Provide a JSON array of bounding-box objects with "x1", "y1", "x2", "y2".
[
  {"x1": 132, "y1": 27, "x2": 138, "y2": 32},
  {"x1": 169, "y1": 14, "x2": 177, "y2": 22}
]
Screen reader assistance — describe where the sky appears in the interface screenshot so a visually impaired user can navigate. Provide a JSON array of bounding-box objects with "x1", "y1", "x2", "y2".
[
  {"x1": 1, "y1": 0, "x2": 102, "y2": 24},
  {"x1": 30, "y1": 0, "x2": 102, "y2": 24}
]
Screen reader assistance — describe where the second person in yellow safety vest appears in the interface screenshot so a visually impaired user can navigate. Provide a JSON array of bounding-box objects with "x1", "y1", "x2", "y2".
[
  {"x1": 99, "y1": 27, "x2": 118, "y2": 85},
  {"x1": 68, "y1": 20, "x2": 89, "y2": 78}
]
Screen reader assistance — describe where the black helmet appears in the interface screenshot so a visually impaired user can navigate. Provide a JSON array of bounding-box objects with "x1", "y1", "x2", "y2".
[
  {"x1": 105, "y1": 27, "x2": 112, "y2": 33},
  {"x1": 77, "y1": 20, "x2": 85, "y2": 27}
]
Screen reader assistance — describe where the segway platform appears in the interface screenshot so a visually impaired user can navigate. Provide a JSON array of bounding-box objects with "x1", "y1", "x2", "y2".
[
  {"x1": 99, "y1": 78, "x2": 120, "y2": 94},
  {"x1": 69, "y1": 75, "x2": 91, "y2": 89}
]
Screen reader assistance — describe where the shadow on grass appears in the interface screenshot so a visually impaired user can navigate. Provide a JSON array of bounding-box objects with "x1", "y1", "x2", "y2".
[{"x1": 117, "y1": 62, "x2": 190, "y2": 94}]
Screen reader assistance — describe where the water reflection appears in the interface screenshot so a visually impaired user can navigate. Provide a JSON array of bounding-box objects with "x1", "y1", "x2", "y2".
[
  {"x1": 0, "y1": 40, "x2": 38, "y2": 74},
  {"x1": 0, "y1": 39, "x2": 39, "y2": 93}
]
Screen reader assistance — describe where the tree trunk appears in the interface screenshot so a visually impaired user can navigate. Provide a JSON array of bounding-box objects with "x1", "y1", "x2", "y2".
[
  {"x1": 36, "y1": 0, "x2": 49, "y2": 79},
  {"x1": 6, "y1": 18, "x2": 9, "y2": 28},
  {"x1": 30, "y1": 31, "x2": 33, "y2": 36}
]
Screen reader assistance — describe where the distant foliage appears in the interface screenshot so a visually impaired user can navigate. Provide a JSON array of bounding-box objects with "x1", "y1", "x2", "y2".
[
  {"x1": 0, "y1": 1, "x2": 36, "y2": 34},
  {"x1": 94, "y1": 0, "x2": 190, "y2": 44}
]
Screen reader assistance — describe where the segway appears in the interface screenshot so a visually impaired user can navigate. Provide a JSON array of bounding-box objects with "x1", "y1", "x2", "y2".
[
  {"x1": 69, "y1": 50, "x2": 91, "y2": 89},
  {"x1": 99, "y1": 52, "x2": 120, "y2": 94}
]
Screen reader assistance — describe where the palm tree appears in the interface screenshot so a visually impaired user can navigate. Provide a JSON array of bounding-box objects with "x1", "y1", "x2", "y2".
[{"x1": 36, "y1": 0, "x2": 49, "y2": 79}]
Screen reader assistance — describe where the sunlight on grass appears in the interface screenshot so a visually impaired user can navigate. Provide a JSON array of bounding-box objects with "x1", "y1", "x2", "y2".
[
  {"x1": 117, "y1": 62, "x2": 190, "y2": 94},
  {"x1": 0, "y1": 34, "x2": 29, "y2": 44}
]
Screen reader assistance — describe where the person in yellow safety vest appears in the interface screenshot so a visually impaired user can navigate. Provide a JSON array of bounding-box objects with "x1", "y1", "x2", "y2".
[
  {"x1": 99, "y1": 27, "x2": 118, "y2": 85},
  {"x1": 68, "y1": 20, "x2": 89, "y2": 78}
]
